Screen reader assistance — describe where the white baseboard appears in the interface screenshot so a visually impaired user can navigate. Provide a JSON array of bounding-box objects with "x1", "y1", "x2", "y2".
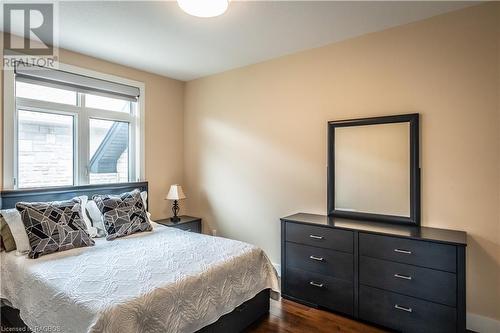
[
  {"x1": 467, "y1": 313, "x2": 500, "y2": 333},
  {"x1": 272, "y1": 263, "x2": 281, "y2": 277}
]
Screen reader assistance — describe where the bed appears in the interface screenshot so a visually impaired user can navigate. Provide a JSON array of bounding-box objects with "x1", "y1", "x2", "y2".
[{"x1": 0, "y1": 182, "x2": 279, "y2": 333}]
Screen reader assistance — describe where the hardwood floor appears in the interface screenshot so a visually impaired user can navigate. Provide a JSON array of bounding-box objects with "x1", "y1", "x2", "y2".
[
  {"x1": 1, "y1": 297, "x2": 388, "y2": 333},
  {"x1": 246, "y1": 298, "x2": 389, "y2": 333}
]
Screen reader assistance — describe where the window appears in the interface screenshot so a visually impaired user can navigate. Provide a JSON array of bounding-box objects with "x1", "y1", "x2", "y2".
[
  {"x1": 16, "y1": 81, "x2": 77, "y2": 105},
  {"x1": 17, "y1": 110, "x2": 75, "y2": 188},
  {"x1": 89, "y1": 119, "x2": 129, "y2": 184},
  {"x1": 6, "y1": 63, "x2": 143, "y2": 189},
  {"x1": 85, "y1": 94, "x2": 131, "y2": 113}
]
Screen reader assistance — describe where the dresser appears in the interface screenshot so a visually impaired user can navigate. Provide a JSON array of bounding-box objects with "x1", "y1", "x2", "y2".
[{"x1": 281, "y1": 213, "x2": 467, "y2": 333}]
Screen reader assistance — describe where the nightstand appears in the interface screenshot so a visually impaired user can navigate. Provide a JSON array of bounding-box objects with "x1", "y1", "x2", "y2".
[{"x1": 155, "y1": 216, "x2": 202, "y2": 233}]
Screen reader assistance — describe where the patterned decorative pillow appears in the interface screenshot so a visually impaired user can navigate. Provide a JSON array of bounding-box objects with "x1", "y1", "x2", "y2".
[
  {"x1": 0, "y1": 214, "x2": 16, "y2": 252},
  {"x1": 16, "y1": 198, "x2": 95, "y2": 259},
  {"x1": 93, "y1": 189, "x2": 152, "y2": 241}
]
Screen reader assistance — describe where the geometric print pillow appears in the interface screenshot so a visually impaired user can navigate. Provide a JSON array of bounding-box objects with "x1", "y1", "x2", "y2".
[
  {"x1": 93, "y1": 189, "x2": 152, "y2": 241},
  {"x1": 16, "y1": 198, "x2": 95, "y2": 259}
]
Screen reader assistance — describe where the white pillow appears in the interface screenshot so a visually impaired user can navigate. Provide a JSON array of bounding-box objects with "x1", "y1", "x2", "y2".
[
  {"x1": 140, "y1": 191, "x2": 148, "y2": 210},
  {"x1": 0, "y1": 209, "x2": 30, "y2": 255},
  {"x1": 78, "y1": 195, "x2": 98, "y2": 238},
  {"x1": 141, "y1": 192, "x2": 153, "y2": 224},
  {"x1": 146, "y1": 212, "x2": 155, "y2": 224},
  {"x1": 86, "y1": 200, "x2": 107, "y2": 237}
]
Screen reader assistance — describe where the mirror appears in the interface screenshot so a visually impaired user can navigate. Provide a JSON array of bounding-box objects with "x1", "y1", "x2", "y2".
[
  {"x1": 328, "y1": 114, "x2": 420, "y2": 225},
  {"x1": 335, "y1": 122, "x2": 410, "y2": 216}
]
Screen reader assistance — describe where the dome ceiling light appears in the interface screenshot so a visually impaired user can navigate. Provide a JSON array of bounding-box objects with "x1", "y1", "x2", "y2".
[{"x1": 177, "y1": 0, "x2": 229, "y2": 18}]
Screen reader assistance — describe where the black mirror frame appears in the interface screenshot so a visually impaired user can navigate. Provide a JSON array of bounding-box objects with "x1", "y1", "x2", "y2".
[{"x1": 327, "y1": 113, "x2": 420, "y2": 226}]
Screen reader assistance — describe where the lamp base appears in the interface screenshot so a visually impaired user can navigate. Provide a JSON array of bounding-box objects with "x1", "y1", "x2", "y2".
[{"x1": 170, "y1": 200, "x2": 180, "y2": 223}]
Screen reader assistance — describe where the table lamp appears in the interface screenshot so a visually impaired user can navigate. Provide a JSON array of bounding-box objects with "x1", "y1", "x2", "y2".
[{"x1": 166, "y1": 184, "x2": 186, "y2": 223}]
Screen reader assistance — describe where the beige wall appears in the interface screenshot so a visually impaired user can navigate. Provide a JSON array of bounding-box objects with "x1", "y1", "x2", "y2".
[
  {"x1": 0, "y1": 41, "x2": 185, "y2": 220},
  {"x1": 184, "y1": 3, "x2": 500, "y2": 322}
]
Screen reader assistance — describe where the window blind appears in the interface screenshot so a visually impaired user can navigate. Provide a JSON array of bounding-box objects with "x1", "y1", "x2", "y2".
[{"x1": 15, "y1": 62, "x2": 140, "y2": 101}]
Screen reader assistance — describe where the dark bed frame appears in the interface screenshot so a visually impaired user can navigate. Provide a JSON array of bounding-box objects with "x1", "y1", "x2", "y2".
[{"x1": 0, "y1": 182, "x2": 270, "y2": 333}]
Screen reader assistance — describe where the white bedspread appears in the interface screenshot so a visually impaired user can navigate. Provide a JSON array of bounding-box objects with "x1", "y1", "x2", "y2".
[{"x1": 0, "y1": 223, "x2": 279, "y2": 333}]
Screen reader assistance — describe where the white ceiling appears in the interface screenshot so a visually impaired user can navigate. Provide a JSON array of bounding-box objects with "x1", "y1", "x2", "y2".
[{"x1": 8, "y1": 1, "x2": 476, "y2": 81}]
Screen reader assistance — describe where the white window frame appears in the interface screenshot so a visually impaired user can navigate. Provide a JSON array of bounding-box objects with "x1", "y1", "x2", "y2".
[{"x1": 3, "y1": 62, "x2": 146, "y2": 189}]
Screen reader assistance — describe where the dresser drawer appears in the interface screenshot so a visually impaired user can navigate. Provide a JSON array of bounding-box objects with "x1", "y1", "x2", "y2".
[
  {"x1": 285, "y1": 222, "x2": 353, "y2": 253},
  {"x1": 359, "y1": 285, "x2": 456, "y2": 333},
  {"x1": 359, "y1": 233, "x2": 457, "y2": 272},
  {"x1": 360, "y1": 256, "x2": 456, "y2": 306},
  {"x1": 285, "y1": 267, "x2": 353, "y2": 316},
  {"x1": 286, "y1": 242, "x2": 353, "y2": 281}
]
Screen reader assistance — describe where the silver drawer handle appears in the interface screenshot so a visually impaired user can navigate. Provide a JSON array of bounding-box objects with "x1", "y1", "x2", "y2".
[
  {"x1": 394, "y1": 304, "x2": 413, "y2": 313},
  {"x1": 394, "y1": 248, "x2": 412, "y2": 255},
  {"x1": 309, "y1": 255, "x2": 324, "y2": 261},
  {"x1": 309, "y1": 234, "x2": 324, "y2": 240},
  {"x1": 309, "y1": 281, "x2": 324, "y2": 288},
  {"x1": 394, "y1": 273, "x2": 412, "y2": 280}
]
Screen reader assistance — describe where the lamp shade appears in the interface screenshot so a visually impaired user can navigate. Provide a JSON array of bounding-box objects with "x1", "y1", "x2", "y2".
[{"x1": 166, "y1": 185, "x2": 186, "y2": 200}]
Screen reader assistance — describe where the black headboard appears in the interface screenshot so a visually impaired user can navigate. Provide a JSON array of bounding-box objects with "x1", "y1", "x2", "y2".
[{"x1": 0, "y1": 182, "x2": 148, "y2": 209}]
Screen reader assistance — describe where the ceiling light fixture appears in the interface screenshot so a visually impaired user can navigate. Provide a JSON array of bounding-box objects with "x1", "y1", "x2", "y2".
[{"x1": 177, "y1": 0, "x2": 229, "y2": 18}]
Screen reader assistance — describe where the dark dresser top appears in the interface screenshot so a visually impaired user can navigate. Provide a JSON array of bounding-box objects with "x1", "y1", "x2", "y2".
[
  {"x1": 281, "y1": 213, "x2": 467, "y2": 246},
  {"x1": 155, "y1": 215, "x2": 201, "y2": 226}
]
